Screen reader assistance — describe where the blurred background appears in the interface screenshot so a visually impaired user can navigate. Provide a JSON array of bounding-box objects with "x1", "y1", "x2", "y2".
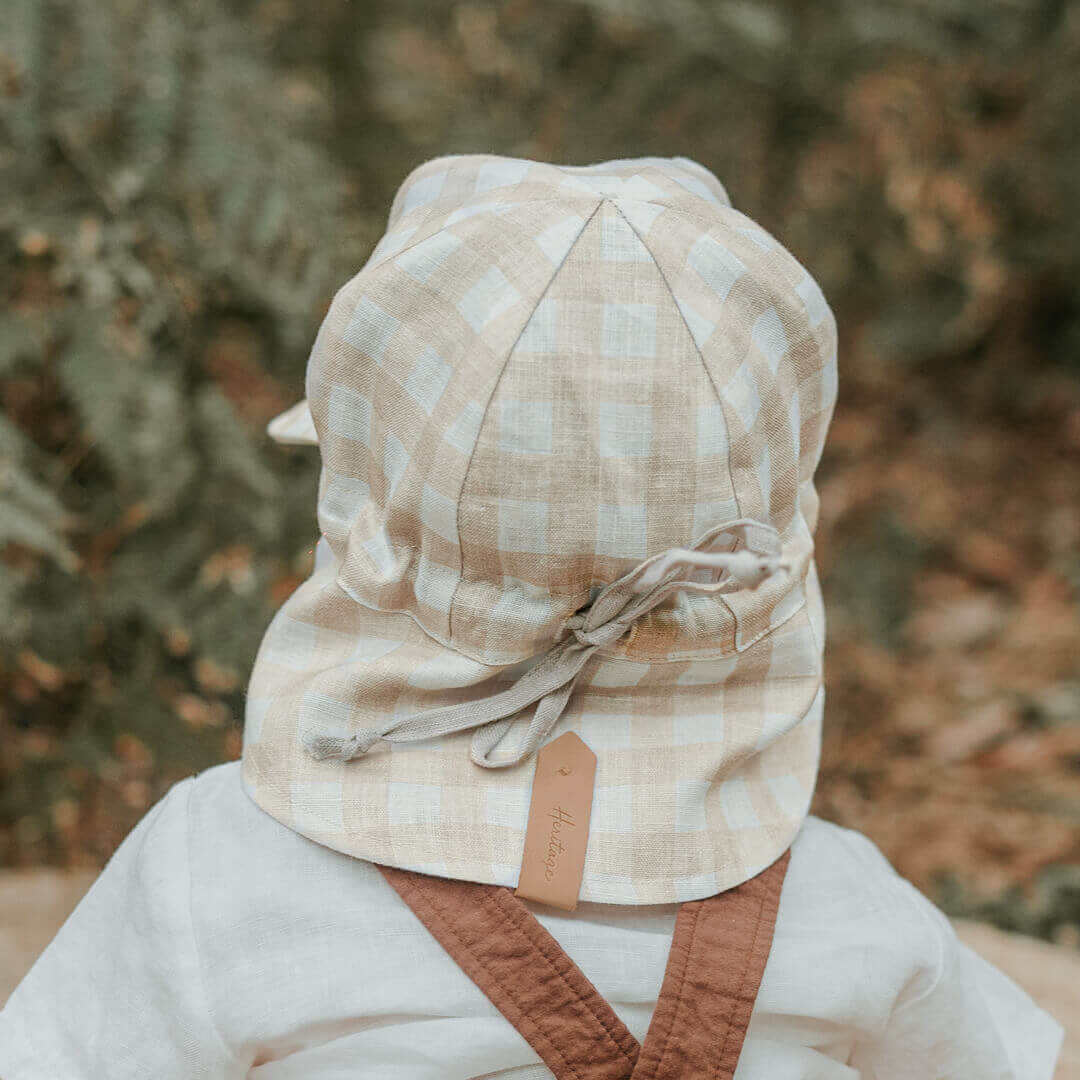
[{"x1": 1, "y1": 0, "x2": 1078, "y2": 946}]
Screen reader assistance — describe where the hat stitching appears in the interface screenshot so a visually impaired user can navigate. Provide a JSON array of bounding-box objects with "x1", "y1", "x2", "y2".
[
  {"x1": 311, "y1": 570, "x2": 808, "y2": 667},
  {"x1": 318, "y1": 201, "x2": 606, "y2": 667},
  {"x1": 606, "y1": 198, "x2": 833, "y2": 652},
  {"x1": 386, "y1": 154, "x2": 730, "y2": 228},
  {"x1": 608, "y1": 198, "x2": 743, "y2": 522},
  {"x1": 301, "y1": 519, "x2": 789, "y2": 768},
  {"x1": 244, "y1": 154, "x2": 833, "y2": 903},
  {"x1": 367, "y1": 194, "x2": 607, "y2": 277},
  {"x1": 606, "y1": 193, "x2": 836, "y2": 344},
  {"x1": 445, "y1": 198, "x2": 605, "y2": 639},
  {"x1": 316, "y1": 197, "x2": 814, "y2": 668},
  {"x1": 608, "y1": 198, "x2": 761, "y2": 643}
]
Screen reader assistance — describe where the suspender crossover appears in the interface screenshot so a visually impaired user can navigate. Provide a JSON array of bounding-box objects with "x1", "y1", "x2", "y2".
[{"x1": 377, "y1": 849, "x2": 790, "y2": 1080}]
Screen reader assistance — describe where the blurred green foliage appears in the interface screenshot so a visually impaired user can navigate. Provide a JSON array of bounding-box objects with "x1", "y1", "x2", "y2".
[
  {"x1": 0, "y1": 0, "x2": 351, "y2": 860},
  {"x1": 1, "y1": 0, "x2": 1078, "y2": 939}
]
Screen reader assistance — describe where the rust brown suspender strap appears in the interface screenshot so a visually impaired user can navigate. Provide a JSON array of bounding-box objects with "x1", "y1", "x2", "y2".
[
  {"x1": 631, "y1": 849, "x2": 789, "y2": 1080},
  {"x1": 375, "y1": 865, "x2": 640, "y2": 1080},
  {"x1": 377, "y1": 848, "x2": 790, "y2": 1080}
]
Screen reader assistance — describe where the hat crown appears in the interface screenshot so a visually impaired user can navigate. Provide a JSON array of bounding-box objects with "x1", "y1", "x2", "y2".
[
  {"x1": 244, "y1": 155, "x2": 835, "y2": 902},
  {"x1": 305, "y1": 154, "x2": 837, "y2": 665}
]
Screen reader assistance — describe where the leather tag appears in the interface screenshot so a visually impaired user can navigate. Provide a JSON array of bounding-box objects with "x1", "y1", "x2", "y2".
[{"x1": 514, "y1": 731, "x2": 597, "y2": 911}]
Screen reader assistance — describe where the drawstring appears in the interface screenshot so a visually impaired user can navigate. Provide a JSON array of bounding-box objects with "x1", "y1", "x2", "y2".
[{"x1": 302, "y1": 518, "x2": 789, "y2": 769}]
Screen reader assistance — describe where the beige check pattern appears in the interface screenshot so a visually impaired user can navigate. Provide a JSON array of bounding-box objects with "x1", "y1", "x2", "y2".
[{"x1": 242, "y1": 154, "x2": 838, "y2": 903}]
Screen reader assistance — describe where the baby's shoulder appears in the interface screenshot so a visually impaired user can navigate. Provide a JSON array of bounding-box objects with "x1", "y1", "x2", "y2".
[
  {"x1": 181, "y1": 760, "x2": 393, "y2": 909},
  {"x1": 790, "y1": 814, "x2": 912, "y2": 893},
  {"x1": 789, "y1": 814, "x2": 944, "y2": 918},
  {"x1": 783, "y1": 815, "x2": 952, "y2": 997}
]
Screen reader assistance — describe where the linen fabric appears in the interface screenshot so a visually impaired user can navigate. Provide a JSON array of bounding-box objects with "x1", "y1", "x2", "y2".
[
  {"x1": 243, "y1": 153, "x2": 837, "y2": 903},
  {"x1": 1, "y1": 154, "x2": 1066, "y2": 1080},
  {"x1": 375, "y1": 850, "x2": 790, "y2": 1079},
  {"x1": 0, "y1": 763, "x2": 1063, "y2": 1079}
]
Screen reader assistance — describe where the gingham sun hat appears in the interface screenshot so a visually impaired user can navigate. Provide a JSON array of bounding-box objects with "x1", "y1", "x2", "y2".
[{"x1": 242, "y1": 153, "x2": 838, "y2": 904}]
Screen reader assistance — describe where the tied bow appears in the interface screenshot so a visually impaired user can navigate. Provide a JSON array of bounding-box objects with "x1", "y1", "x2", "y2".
[{"x1": 302, "y1": 518, "x2": 789, "y2": 769}]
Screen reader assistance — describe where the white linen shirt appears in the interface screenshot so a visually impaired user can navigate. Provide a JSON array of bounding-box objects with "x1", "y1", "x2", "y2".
[{"x1": 0, "y1": 761, "x2": 1064, "y2": 1079}]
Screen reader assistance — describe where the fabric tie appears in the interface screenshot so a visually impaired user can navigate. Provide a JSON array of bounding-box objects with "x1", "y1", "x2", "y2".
[{"x1": 302, "y1": 518, "x2": 790, "y2": 769}]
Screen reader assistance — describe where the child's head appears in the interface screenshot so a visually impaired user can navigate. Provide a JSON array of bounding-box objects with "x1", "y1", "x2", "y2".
[{"x1": 244, "y1": 154, "x2": 837, "y2": 903}]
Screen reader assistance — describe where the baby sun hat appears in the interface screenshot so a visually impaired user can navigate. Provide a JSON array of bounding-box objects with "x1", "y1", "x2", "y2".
[{"x1": 242, "y1": 153, "x2": 838, "y2": 904}]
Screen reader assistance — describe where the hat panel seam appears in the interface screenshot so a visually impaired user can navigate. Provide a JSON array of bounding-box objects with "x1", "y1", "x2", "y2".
[
  {"x1": 608, "y1": 199, "x2": 823, "y2": 655},
  {"x1": 619, "y1": 198, "x2": 837, "y2": 386},
  {"x1": 607, "y1": 198, "x2": 748, "y2": 654},
  {"x1": 376, "y1": 178, "x2": 736, "y2": 279},
  {"x1": 592, "y1": 588, "x2": 810, "y2": 662},
  {"x1": 242, "y1": 158, "x2": 829, "y2": 903},
  {"x1": 607, "y1": 198, "x2": 741, "y2": 510},
  {"x1": 369, "y1": 195, "x2": 608, "y2": 277},
  {"x1": 308, "y1": 570, "x2": 796, "y2": 670},
  {"x1": 319, "y1": 197, "x2": 605, "y2": 651},
  {"x1": 312, "y1": 198, "x2": 815, "y2": 666},
  {"x1": 446, "y1": 199, "x2": 605, "y2": 646}
]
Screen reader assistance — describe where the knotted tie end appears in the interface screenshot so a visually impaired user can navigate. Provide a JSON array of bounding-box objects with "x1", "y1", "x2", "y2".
[
  {"x1": 633, "y1": 543, "x2": 788, "y2": 595},
  {"x1": 302, "y1": 728, "x2": 382, "y2": 762}
]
